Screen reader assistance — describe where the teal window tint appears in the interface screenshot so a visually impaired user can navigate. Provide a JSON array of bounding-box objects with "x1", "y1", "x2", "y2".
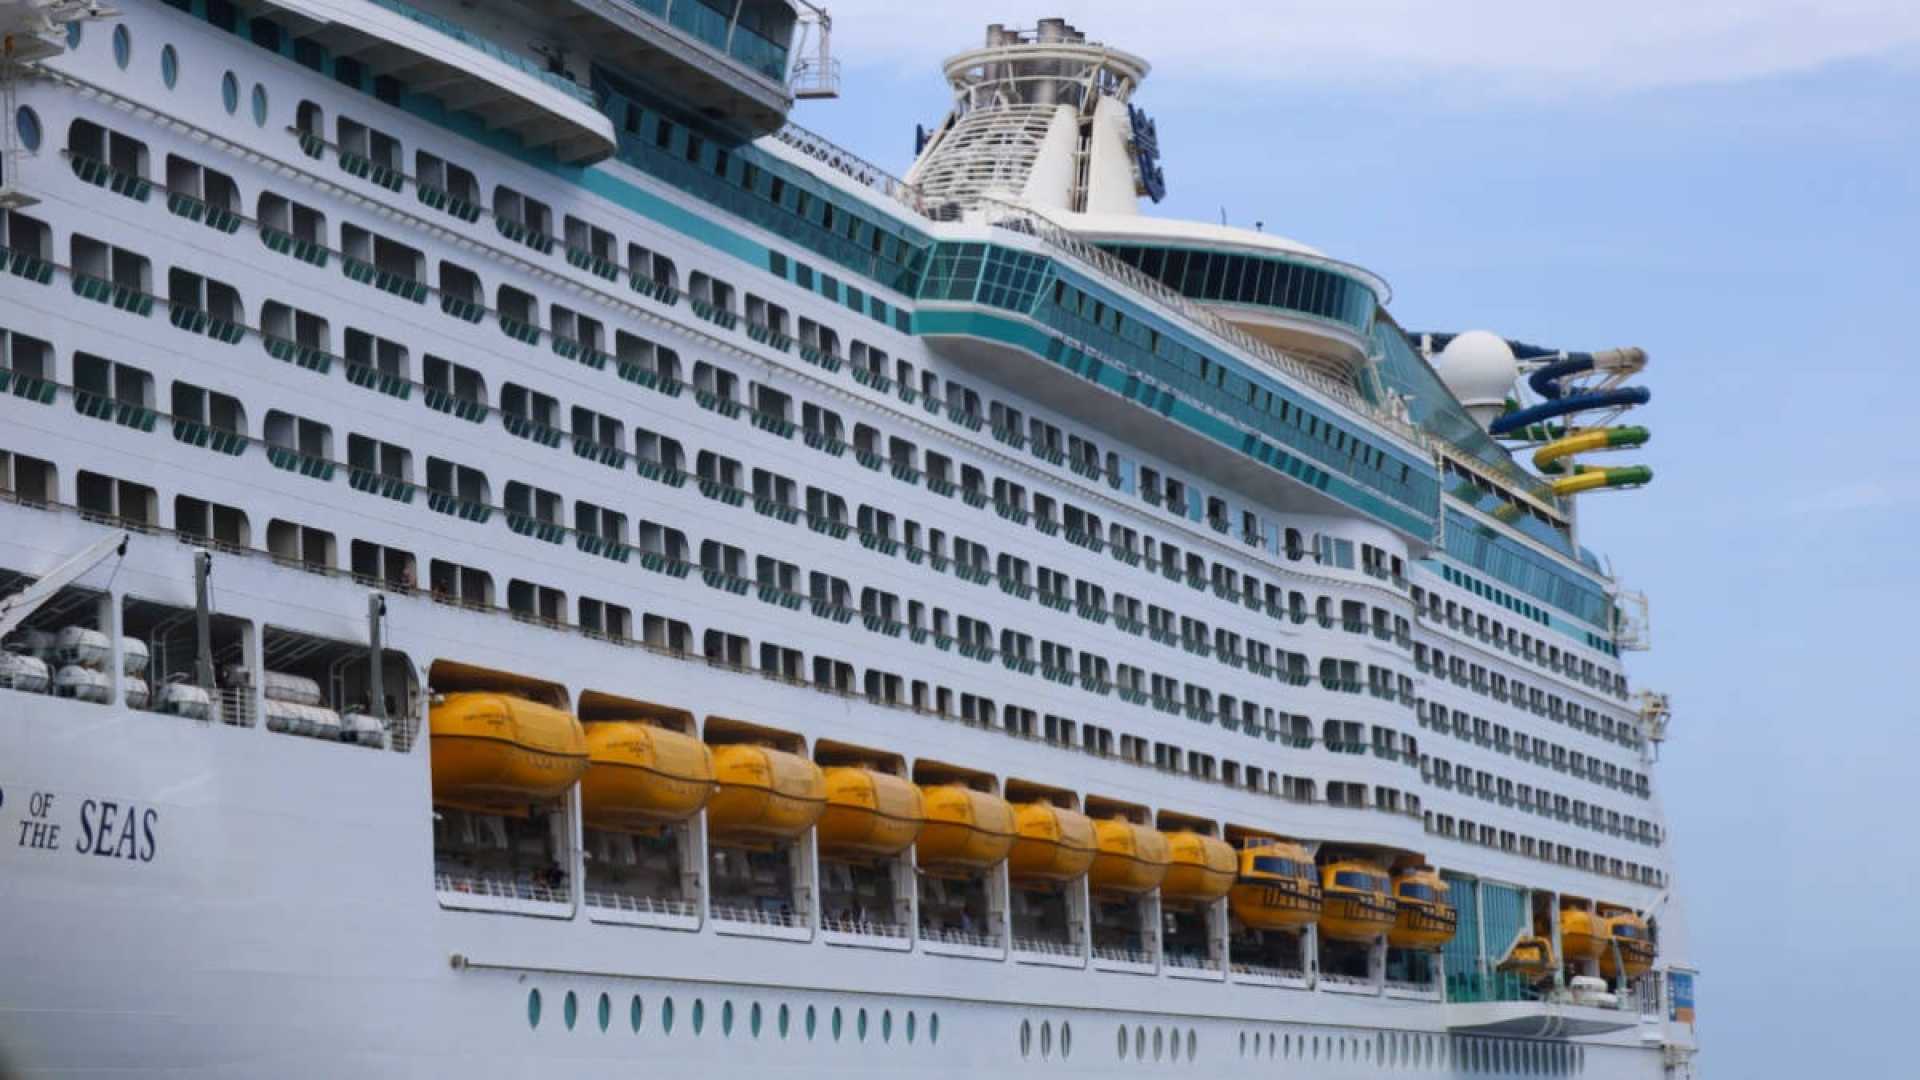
[
  {"x1": 722, "y1": 1000, "x2": 733, "y2": 1036},
  {"x1": 662, "y1": 996, "x2": 675, "y2": 1034},
  {"x1": 779, "y1": 1003, "x2": 790, "y2": 1038},
  {"x1": 65, "y1": 21, "x2": 80, "y2": 47},
  {"x1": 526, "y1": 988, "x2": 542, "y2": 1028},
  {"x1": 15, "y1": 107, "x2": 40, "y2": 152},
  {"x1": 251, "y1": 84, "x2": 268, "y2": 126},
  {"x1": 857, "y1": 1008, "x2": 867, "y2": 1041},
  {"x1": 160, "y1": 45, "x2": 178, "y2": 88},
  {"x1": 692, "y1": 998, "x2": 704, "y2": 1035},
  {"x1": 221, "y1": 71, "x2": 239, "y2": 113},
  {"x1": 630, "y1": 995, "x2": 643, "y2": 1032},
  {"x1": 563, "y1": 990, "x2": 578, "y2": 1030},
  {"x1": 597, "y1": 993, "x2": 611, "y2": 1031},
  {"x1": 112, "y1": 24, "x2": 130, "y2": 69},
  {"x1": 750, "y1": 1002, "x2": 762, "y2": 1037},
  {"x1": 805, "y1": 1005, "x2": 816, "y2": 1039},
  {"x1": 930, "y1": 1013, "x2": 939, "y2": 1044}
]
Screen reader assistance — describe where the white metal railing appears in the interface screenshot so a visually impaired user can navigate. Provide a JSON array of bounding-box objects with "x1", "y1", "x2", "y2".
[
  {"x1": 771, "y1": 122, "x2": 926, "y2": 214},
  {"x1": 820, "y1": 916, "x2": 910, "y2": 939},
  {"x1": 581, "y1": 890, "x2": 698, "y2": 918},
  {"x1": 972, "y1": 196, "x2": 1426, "y2": 450},
  {"x1": 921, "y1": 926, "x2": 1001, "y2": 949},
  {"x1": 1319, "y1": 972, "x2": 1374, "y2": 989},
  {"x1": 710, "y1": 903, "x2": 808, "y2": 929},
  {"x1": 1012, "y1": 936, "x2": 1080, "y2": 957},
  {"x1": 1230, "y1": 962, "x2": 1306, "y2": 981},
  {"x1": 1093, "y1": 945, "x2": 1153, "y2": 965},
  {"x1": 434, "y1": 871, "x2": 569, "y2": 905},
  {"x1": 1164, "y1": 951, "x2": 1218, "y2": 971}
]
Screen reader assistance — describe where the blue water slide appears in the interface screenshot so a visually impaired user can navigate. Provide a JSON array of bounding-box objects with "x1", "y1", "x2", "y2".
[
  {"x1": 1489, "y1": 386, "x2": 1651, "y2": 436},
  {"x1": 1527, "y1": 355, "x2": 1595, "y2": 399}
]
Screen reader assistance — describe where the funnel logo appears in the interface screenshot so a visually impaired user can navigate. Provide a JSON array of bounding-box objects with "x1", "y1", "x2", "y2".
[{"x1": 1128, "y1": 105, "x2": 1166, "y2": 203}]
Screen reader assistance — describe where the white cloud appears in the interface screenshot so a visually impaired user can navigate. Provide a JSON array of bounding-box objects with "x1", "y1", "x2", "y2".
[{"x1": 819, "y1": 1, "x2": 1920, "y2": 95}]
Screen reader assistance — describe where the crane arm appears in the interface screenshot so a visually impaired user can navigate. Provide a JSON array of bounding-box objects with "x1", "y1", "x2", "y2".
[{"x1": 0, "y1": 531, "x2": 129, "y2": 640}]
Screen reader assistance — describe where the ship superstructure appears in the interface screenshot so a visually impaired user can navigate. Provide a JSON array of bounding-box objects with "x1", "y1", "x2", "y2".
[{"x1": 0, "y1": 5, "x2": 1695, "y2": 1077}]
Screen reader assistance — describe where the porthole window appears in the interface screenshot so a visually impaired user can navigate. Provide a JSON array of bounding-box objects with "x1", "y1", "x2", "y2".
[
  {"x1": 906, "y1": 1011, "x2": 917, "y2": 1044},
  {"x1": 1187, "y1": 1029, "x2": 1197, "y2": 1061},
  {"x1": 526, "y1": 988, "x2": 542, "y2": 1029},
  {"x1": 881, "y1": 1009, "x2": 892, "y2": 1043},
  {"x1": 831, "y1": 1006, "x2": 843, "y2": 1041},
  {"x1": 630, "y1": 995, "x2": 643, "y2": 1033},
  {"x1": 1116, "y1": 1026, "x2": 1128, "y2": 1060},
  {"x1": 929, "y1": 1012, "x2": 939, "y2": 1045},
  {"x1": 1061, "y1": 1021, "x2": 1072, "y2": 1060},
  {"x1": 1240, "y1": 1031, "x2": 1248, "y2": 1057},
  {"x1": 750, "y1": 1002, "x2": 762, "y2": 1038},
  {"x1": 1153, "y1": 1026, "x2": 1164, "y2": 1061},
  {"x1": 562, "y1": 991, "x2": 577, "y2": 1030},
  {"x1": 221, "y1": 72, "x2": 239, "y2": 114},
  {"x1": 1040, "y1": 1021, "x2": 1052, "y2": 1059},
  {"x1": 112, "y1": 25, "x2": 130, "y2": 69},
  {"x1": 16, "y1": 105, "x2": 42, "y2": 153},
  {"x1": 804, "y1": 1005, "x2": 817, "y2": 1040},
  {"x1": 691, "y1": 998, "x2": 704, "y2": 1035},
  {"x1": 65, "y1": 22, "x2": 81, "y2": 47},
  {"x1": 597, "y1": 993, "x2": 610, "y2": 1032},
  {"x1": 160, "y1": 45, "x2": 177, "y2": 88},
  {"x1": 1134, "y1": 1026, "x2": 1145, "y2": 1061},
  {"x1": 1020, "y1": 1019, "x2": 1032, "y2": 1059},
  {"x1": 661, "y1": 996, "x2": 675, "y2": 1034},
  {"x1": 251, "y1": 84, "x2": 268, "y2": 127},
  {"x1": 720, "y1": 1000, "x2": 733, "y2": 1037},
  {"x1": 778, "y1": 1003, "x2": 789, "y2": 1039}
]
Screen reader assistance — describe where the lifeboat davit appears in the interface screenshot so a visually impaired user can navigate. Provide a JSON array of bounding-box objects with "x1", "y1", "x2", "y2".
[
  {"x1": 916, "y1": 785, "x2": 1015, "y2": 876},
  {"x1": 1089, "y1": 819, "x2": 1170, "y2": 896},
  {"x1": 705, "y1": 744, "x2": 827, "y2": 845},
  {"x1": 1387, "y1": 864, "x2": 1458, "y2": 950},
  {"x1": 1597, "y1": 910, "x2": 1656, "y2": 979},
  {"x1": 817, "y1": 767, "x2": 924, "y2": 859},
  {"x1": 1500, "y1": 934, "x2": 1557, "y2": 977},
  {"x1": 1160, "y1": 832, "x2": 1235, "y2": 903},
  {"x1": 1560, "y1": 904, "x2": 1607, "y2": 963},
  {"x1": 579, "y1": 722, "x2": 716, "y2": 831},
  {"x1": 1228, "y1": 839, "x2": 1322, "y2": 931},
  {"x1": 429, "y1": 692, "x2": 589, "y2": 813},
  {"x1": 1007, "y1": 801, "x2": 1096, "y2": 885},
  {"x1": 1318, "y1": 859, "x2": 1397, "y2": 942}
]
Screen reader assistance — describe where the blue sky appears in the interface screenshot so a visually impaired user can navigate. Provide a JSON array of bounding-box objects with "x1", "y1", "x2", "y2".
[{"x1": 796, "y1": 5, "x2": 1920, "y2": 1073}]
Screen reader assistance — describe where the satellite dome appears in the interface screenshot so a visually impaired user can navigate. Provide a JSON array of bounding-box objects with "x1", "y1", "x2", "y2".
[{"x1": 1434, "y1": 331, "x2": 1518, "y2": 425}]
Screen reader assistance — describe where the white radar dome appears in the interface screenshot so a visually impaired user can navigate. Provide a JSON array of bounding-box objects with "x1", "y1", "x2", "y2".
[{"x1": 1434, "y1": 330, "x2": 1518, "y2": 426}]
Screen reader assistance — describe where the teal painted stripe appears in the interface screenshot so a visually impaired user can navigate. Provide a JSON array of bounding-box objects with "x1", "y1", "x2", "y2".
[{"x1": 915, "y1": 307, "x2": 1437, "y2": 540}]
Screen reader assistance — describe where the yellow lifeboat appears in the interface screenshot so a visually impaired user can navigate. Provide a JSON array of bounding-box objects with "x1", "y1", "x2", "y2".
[
  {"x1": 705, "y1": 744, "x2": 827, "y2": 845},
  {"x1": 1597, "y1": 910, "x2": 1657, "y2": 979},
  {"x1": 816, "y1": 767, "x2": 924, "y2": 859},
  {"x1": 1499, "y1": 934, "x2": 1557, "y2": 977},
  {"x1": 1387, "y1": 864, "x2": 1458, "y2": 950},
  {"x1": 579, "y1": 722, "x2": 715, "y2": 831},
  {"x1": 1319, "y1": 859, "x2": 1397, "y2": 942},
  {"x1": 915, "y1": 785, "x2": 1015, "y2": 876},
  {"x1": 1560, "y1": 903, "x2": 1607, "y2": 963},
  {"x1": 429, "y1": 692, "x2": 588, "y2": 813},
  {"x1": 1007, "y1": 801, "x2": 1096, "y2": 885},
  {"x1": 1089, "y1": 819, "x2": 1170, "y2": 896},
  {"x1": 1160, "y1": 832, "x2": 1235, "y2": 903},
  {"x1": 1228, "y1": 840, "x2": 1322, "y2": 931}
]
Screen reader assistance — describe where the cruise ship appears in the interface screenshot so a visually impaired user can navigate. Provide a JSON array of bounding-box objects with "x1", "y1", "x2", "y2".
[{"x1": 0, "y1": 2, "x2": 1699, "y2": 1076}]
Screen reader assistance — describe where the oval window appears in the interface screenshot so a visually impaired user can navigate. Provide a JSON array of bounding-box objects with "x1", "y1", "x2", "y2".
[
  {"x1": 15, "y1": 107, "x2": 41, "y2": 152},
  {"x1": 221, "y1": 72, "x2": 239, "y2": 114},
  {"x1": 160, "y1": 45, "x2": 177, "y2": 88},
  {"x1": 112, "y1": 25, "x2": 130, "y2": 69},
  {"x1": 251, "y1": 84, "x2": 268, "y2": 127},
  {"x1": 525, "y1": 988, "x2": 542, "y2": 1029}
]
